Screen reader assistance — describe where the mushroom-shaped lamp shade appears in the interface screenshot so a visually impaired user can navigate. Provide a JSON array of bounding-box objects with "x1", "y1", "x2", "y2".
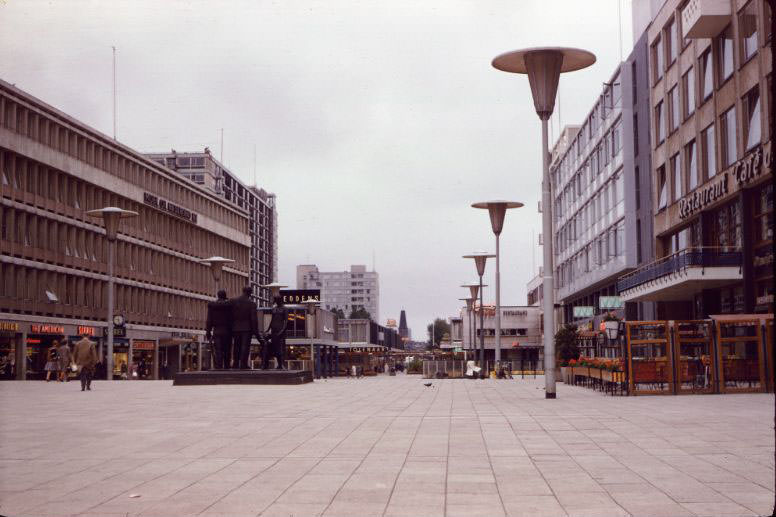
[
  {"x1": 86, "y1": 207, "x2": 138, "y2": 240},
  {"x1": 492, "y1": 47, "x2": 596, "y2": 120},
  {"x1": 262, "y1": 282, "x2": 289, "y2": 299},
  {"x1": 462, "y1": 251, "x2": 496, "y2": 277},
  {"x1": 199, "y1": 256, "x2": 235, "y2": 282},
  {"x1": 472, "y1": 201, "x2": 523, "y2": 236}
]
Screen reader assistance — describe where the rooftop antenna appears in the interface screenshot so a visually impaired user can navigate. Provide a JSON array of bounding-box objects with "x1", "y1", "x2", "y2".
[
  {"x1": 112, "y1": 46, "x2": 117, "y2": 140},
  {"x1": 253, "y1": 143, "x2": 257, "y2": 186},
  {"x1": 372, "y1": 249, "x2": 376, "y2": 272},
  {"x1": 220, "y1": 128, "x2": 224, "y2": 163},
  {"x1": 618, "y1": 0, "x2": 624, "y2": 62}
]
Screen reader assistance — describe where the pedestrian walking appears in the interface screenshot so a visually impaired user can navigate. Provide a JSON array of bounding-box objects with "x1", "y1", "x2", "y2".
[
  {"x1": 57, "y1": 340, "x2": 72, "y2": 382},
  {"x1": 72, "y1": 333, "x2": 98, "y2": 391},
  {"x1": 44, "y1": 342, "x2": 59, "y2": 382}
]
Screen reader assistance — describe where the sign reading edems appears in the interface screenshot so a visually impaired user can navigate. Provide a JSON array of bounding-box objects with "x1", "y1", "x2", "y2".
[{"x1": 280, "y1": 289, "x2": 321, "y2": 304}]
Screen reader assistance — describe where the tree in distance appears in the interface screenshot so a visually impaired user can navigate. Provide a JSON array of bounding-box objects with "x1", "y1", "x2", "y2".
[
  {"x1": 426, "y1": 318, "x2": 450, "y2": 350},
  {"x1": 348, "y1": 307, "x2": 371, "y2": 320},
  {"x1": 332, "y1": 307, "x2": 346, "y2": 319}
]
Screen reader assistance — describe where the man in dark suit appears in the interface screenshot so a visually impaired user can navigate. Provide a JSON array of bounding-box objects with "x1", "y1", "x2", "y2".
[
  {"x1": 205, "y1": 289, "x2": 232, "y2": 369},
  {"x1": 230, "y1": 286, "x2": 258, "y2": 370},
  {"x1": 263, "y1": 295, "x2": 288, "y2": 370}
]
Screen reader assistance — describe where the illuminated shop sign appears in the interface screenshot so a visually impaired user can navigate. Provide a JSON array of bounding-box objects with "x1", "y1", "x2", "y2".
[
  {"x1": 30, "y1": 324, "x2": 64, "y2": 334},
  {"x1": 280, "y1": 289, "x2": 321, "y2": 304},
  {"x1": 77, "y1": 326, "x2": 95, "y2": 336},
  {"x1": 0, "y1": 322, "x2": 19, "y2": 332},
  {"x1": 678, "y1": 173, "x2": 729, "y2": 220},
  {"x1": 143, "y1": 192, "x2": 198, "y2": 224},
  {"x1": 573, "y1": 306, "x2": 595, "y2": 318}
]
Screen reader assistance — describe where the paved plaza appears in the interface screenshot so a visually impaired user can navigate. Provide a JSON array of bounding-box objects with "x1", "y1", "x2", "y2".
[{"x1": 0, "y1": 376, "x2": 773, "y2": 517}]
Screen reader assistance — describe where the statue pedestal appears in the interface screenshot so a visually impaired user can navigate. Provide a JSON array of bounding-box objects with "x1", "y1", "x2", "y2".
[{"x1": 173, "y1": 369, "x2": 313, "y2": 386}]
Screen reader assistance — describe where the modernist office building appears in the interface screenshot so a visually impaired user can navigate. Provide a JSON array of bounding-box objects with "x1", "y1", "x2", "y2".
[
  {"x1": 145, "y1": 151, "x2": 277, "y2": 307},
  {"x1": 619, "y1": 0, "x2": 772, "y2": 317},
  {"x1": 297, "y1": 264, "x2": 380, "y2": 322},
  {"x1": 549, "y1": 45, "x2": 656, "y2": 328},
  {"x1": 458, "y1": 305, "x2": 543, "y2": 368},
  {"x1": 0, "y1": 80, "x2": 252, "y2": 380}
]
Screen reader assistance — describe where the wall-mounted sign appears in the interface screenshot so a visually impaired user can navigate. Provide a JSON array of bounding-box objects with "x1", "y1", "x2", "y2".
[
  {"x1": 143, "y1": 192, "x2": 198, "y2": 224},
  {"x1": 503, "y1": 310, "x2": 528, "y2": 317},
  {"x1": 30, "y1": 324, "x2": 64, "y2": 334},
  {"x1": 132, "y1": 340, "x2": 155, "y2": 351},
  {"x1": 0, "y1": 322, "x2": 19, "y2": 332},
  {"x1": 386, "y1": 318, "x2": 397, "y2": 327},
  {"x1": 573, "y1": 306, "x2": 595, "y2": 318},
  {"x1": 599, "y1": 296, "x2": 624, "y2": 309},
  {"x1": 732, "y1": 140, "x2": 771, "y2": 187},
  {"x1": 103, "y1": 326, "x2": 126, "y2": 338},
  {"x1": 77, "y1": 326, "x2": 96, "y2": 336},
  {"x1": 280, "y1": 289, "x2": 321, "y2": 304},
  {"x1": 678, "y1": 172, "x2": 729, "y2": 219}
]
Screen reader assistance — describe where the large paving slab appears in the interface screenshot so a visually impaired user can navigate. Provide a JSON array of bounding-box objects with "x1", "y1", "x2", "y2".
[{"x1": 0, "y1": 376, "x2": 773, "y2": 517}]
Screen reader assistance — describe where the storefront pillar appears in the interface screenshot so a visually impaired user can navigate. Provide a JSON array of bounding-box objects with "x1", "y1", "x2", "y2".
[
  {"x1": 740, "y1": 190, "x2": 755, "y2": 313},
  {"x1": 16, "y1": 331, "x2": 27, "y2": 380},
  {"x1": 153, "y1": 341, "x2": 159, "y2": 380},
  {"x1": 197, "y1": 342, "x2": 202, "y2": 371},
  {"x1": 128, "y1": 340, "x2": 134, "y2": 380}
]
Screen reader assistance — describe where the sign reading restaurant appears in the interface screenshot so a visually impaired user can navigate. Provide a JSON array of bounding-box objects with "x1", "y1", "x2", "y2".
[
  {"x1": 678, "y1": 140, "x2": 772, "y2": 220},
  {"x1": 143, "y1": 192, "x2": 198, "y2": 224}
]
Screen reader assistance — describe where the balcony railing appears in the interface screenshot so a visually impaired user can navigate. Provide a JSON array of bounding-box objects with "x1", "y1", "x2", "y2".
[{"x1": 617, "y1": 247, "x2": 742, "y2": 293}]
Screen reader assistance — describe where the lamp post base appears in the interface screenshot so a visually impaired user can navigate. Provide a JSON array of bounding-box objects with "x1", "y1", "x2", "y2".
[{"x1": 545, "y1": 392, "x2": 556, "y2": 399}]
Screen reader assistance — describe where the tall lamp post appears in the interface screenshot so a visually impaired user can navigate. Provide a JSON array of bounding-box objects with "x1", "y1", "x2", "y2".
[
  {"x1": 199, "y1": 256, "x2": 234, "y2": 294},
  {"x1": 472, "y1": 201, "x2": 523, "y2": 365},
  {"x1": 463, "y1": 252, "x2": 494, "y2": 377},
  {"x1": 86, "y1": 207, "x2": 138, "y2": 381},
  {"x1": 492, "y1": 47, "x2": 596, "y2": 398},
  {"x1": 461, "y1": 281, "x2": 481, "y2": 361}
]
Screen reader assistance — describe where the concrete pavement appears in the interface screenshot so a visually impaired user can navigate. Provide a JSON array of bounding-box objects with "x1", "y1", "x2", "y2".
[{"x1": 0, "y1": 375, "x2": 773, "y2": 517}]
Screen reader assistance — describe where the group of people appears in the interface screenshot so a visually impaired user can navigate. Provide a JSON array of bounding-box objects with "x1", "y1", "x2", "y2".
[
  {"x1": 205, "y1": 286, "x2": 288, "y2": 370},
  {"x1": 42, "y1": 335, "x2": 99, "y2": 390}
]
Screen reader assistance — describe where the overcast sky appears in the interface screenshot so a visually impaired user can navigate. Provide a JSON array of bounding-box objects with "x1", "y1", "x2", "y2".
[{"x1": 1, "y1": 0, "x2": 632, "y2": 338}]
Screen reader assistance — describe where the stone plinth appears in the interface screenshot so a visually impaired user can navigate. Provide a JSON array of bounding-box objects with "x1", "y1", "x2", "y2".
[{"x1": 173, "y1": 369, "x2": 312, "y2": 386}]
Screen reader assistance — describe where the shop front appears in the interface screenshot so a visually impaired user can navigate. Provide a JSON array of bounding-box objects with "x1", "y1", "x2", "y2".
[
  {"x1": 158, "y1": 335, "x2": 201, "y2": 379},
  {"x1": 131, "y1": 340, "x2": 156, "y2": 380},
  {"x1": 0, "y1": 321, "x2": 22, "y2": 380}
]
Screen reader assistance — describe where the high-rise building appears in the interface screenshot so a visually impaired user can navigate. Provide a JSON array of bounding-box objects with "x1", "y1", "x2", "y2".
[
  {"x1": 297, "y1": 264, "x2": 379, "y2": 321},
  {"x1": 618, "y1": 0, "x2": 773, "y2": 317},
  {"x1": 144, "y1": 150, "x2": 277, "y2": 306},
  {"x1": 549, "y1": 47, "x2": 656, "y2": 329},
  {"x1": 0, "y1": 80, "x2": 251, "y2": 380}
]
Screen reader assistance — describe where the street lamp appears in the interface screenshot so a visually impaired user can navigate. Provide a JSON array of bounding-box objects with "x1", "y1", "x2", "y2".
[
  {"x1": 492, "y1": 46, "x2": 596, "y2": 398},
  {"x1": 303, "y1": 298, "x2": 320, "y2": 378},
  {"x1": 261, "y1": 282, "x2": 288, "y2": 301},
  {"x1": 463, "y1": 252, "x2": 494, "y2": 377},
  {"x1": 86, "y1": 206, "x2": 138, "y2": 381},
  {"x1": 472, "y1": 201, "x2": 523, "y2": 365},
  {"x1": 458, "y1": 297, "x2": 473, "y2": 359},
  {"x1": 199, "y1": 256, "x2": 234, "y2": 293},
  {"x1": 460, "y1": 281, "x2": 480, "y2": 360}
]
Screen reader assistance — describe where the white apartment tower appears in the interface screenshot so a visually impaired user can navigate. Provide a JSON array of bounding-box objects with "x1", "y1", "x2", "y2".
[{"x1": 297, "y1": 265, "x2": 379, "y2": 321}]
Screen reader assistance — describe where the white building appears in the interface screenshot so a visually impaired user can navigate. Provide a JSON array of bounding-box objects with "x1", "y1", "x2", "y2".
[
  {"x1": 297, "y1": 264, "x2": 379, "y2": 321},
  {"x1": 459, "y1": 305, "x2": 543, "y2": 368}
]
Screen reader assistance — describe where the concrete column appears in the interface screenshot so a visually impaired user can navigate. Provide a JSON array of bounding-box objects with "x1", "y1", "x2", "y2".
[
  {"x1": 197, "y1": 342, "x2": 203, "y2": 371},
  {"x1": 16, "y1": 331, "x2": 27, "y2": 380},
  {"x1": 153, "y1": 340, "x2": 159, "y2": 380},
  {"x1": 128, "y1": 340, "x2": 133, "y2": 380}
]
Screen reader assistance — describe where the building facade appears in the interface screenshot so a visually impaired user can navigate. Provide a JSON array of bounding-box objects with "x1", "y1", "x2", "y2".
[
  {"x1": 297, "y1": 264, "x2": 380, "y2": 321},
  {"x1": 550, "y1": 52, "x2": 656, "y2": 328},
  {"x1": 619, "y1": 0, "x2": 773, "y2": 317},
  {"x1": 145, "y1": 150, "x2": 277, "y2": 306},
  {"x1": 459, "y1": 305, "x2": 543, "y2": 368},
  {"x1": 0, "y1": 80, "x2": 251, "y2": 380}
]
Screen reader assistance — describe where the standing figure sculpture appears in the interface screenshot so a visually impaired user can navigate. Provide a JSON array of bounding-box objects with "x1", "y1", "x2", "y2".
[
  {"x1": 263, "y1": 296, "x2": 288, "y2": 370},
  {"x1": 230, "y1": 286, "x2": 259, "y2": 370},
  {"x1": 205, "y1": 289, "x2": 232, "y2": 369}
]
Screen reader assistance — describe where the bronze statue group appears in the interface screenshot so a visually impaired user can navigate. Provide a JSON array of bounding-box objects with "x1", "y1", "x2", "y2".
[{"x1": 205, "y1": 286, "x2": 289, "y2": 370}]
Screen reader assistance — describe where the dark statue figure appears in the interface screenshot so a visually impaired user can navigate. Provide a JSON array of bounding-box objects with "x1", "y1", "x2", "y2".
[
  {"x1": 205, "y1": 289, "x2": 233, "y2": 369},
  {"x1": 230, "y1": 286, "x2": 259, "y2": 370},
  {"x1": 263, "y1": 295, "x2": 288, "y2": 370}
]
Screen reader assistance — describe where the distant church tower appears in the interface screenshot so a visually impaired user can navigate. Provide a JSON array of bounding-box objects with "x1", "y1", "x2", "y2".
[{"x1": 398, "y1": 310, "x2": 411, "y2": 340}]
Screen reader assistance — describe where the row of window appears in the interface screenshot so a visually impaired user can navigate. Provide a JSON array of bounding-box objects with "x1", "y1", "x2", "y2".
[
  {"x1": 656, "y1": 84, "x2": 763, "y2": 210},
  {"x1": 652, "y1": 1, "x2": 770, "y2": 85},
  {"x1": 0, "y1": 93, "x2": 245, "y2": 232},
  {"x1": 556, "y1": 221, "x2": 626, "y2": 289},
  {"x1": 554, "y1": 119, "x2": 623, "y2": 223},
  {"x1": 0, "y1": 263, "x2": 210, "y2": 329},
  {"x1": 1, "y1": 150, "x2": 250, "y2": 272}
]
